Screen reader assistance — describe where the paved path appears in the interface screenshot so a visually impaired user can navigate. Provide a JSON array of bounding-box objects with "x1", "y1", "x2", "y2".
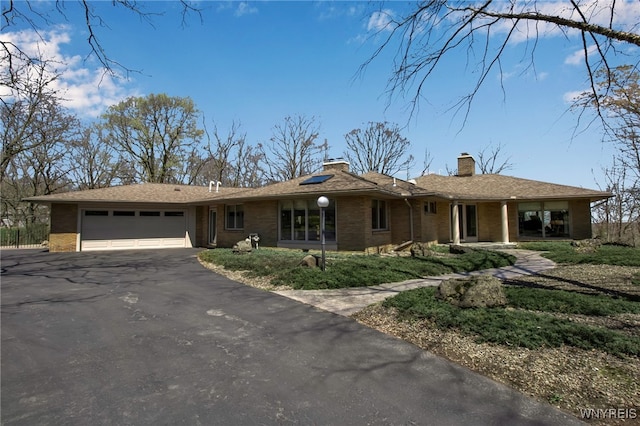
[{"x1": 275, "y1": 249, "x2": 556, "y2": 316}]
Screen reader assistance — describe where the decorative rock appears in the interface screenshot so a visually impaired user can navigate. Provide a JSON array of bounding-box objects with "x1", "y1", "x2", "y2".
[
  {"x1": 571, "y1": 239, "x2": 601, "y2": 253},
  {"x1": 298, "y1": 254, "x2": 319, "y2": 268},
  {"x1": 449, "y1": 244, "x2": 475, "y2": 255},
  {"x1": 410, "y1": 242, "x2": 433, "y2": 257},
  {"x1": 436, "y1": 275, "x2": 507, "y2": 308},
  {"x1": 232, "y1": 239, "x2": 252, "y2": 254}
]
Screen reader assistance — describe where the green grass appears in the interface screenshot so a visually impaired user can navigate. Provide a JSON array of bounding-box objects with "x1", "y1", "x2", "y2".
[
  {"x1": 505, "y1": 287, "x2": 640, "y2": 315},
  {"x1": 517, "y1": 241, "x2": 640, "y2": 266},
  {"x1": 198, "y1": 247, "x2": 515, "y2": 290},
  {"x1": 383, "y1": 287, "x2": 640, "y2": 357}
]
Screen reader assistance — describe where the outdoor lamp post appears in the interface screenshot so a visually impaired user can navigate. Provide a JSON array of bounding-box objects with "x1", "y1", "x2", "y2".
[{"x1": 317, "y1": 196, "x2": 329, "y2": 271}]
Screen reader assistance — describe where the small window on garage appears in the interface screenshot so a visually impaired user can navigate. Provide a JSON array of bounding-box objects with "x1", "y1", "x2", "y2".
[
  {"x1": 140, "y1": 211, "x2": 161, "y2": 217},
  {"x1": 85, "y1": 210, "x2": 108, "y2": 216},
  {"x1": 113, "y1": 211, "x2": 135, "y2": 216},
  {"x1": 164, "y1": 211, "x2": 184, "y2": 217}
]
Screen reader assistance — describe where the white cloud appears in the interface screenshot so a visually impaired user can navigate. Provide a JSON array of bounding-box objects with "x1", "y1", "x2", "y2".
[
  {"x1": 235, "y1": 2, "x2": 258, "y2": 17},
  {"x1": 1, "y1": 27, "x2": 135, "y2": 118},
  {"x1": 564, "y1": 44, "x2": 599, "y2": 65},
  {"x1": 367, "y1": 9, "x2": 394, "y2": 32}
]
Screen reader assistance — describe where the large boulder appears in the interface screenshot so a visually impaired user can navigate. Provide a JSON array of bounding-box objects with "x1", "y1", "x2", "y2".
[
  {"x1": 436, "y1": 275, "x2": 507, "y2": 308},
  {"x1": 449, "y1": 244, "x2": 475, "y2": 255},
  {"x1": 298, "y1": 254, "x2": 319, "y2": 268},
  {"x1": 232, "y1": 239, "x2": 252, "y2": 254}
]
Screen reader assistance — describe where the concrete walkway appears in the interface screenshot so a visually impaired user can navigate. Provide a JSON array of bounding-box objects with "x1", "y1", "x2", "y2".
[{"x1": 275, "y1": 249, "x2": 556, "y2": 317}]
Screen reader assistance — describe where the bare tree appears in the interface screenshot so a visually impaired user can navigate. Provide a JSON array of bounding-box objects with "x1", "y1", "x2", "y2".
[
  {"x1": 477, "y1": 142, "x2": 514, "y2": 174},
  {"x1": 578, "y1": 65, "x2": 640, "y2": 244},
  {"x1": 1, "y1": 95, "x2": 78, "y2": 226},
  {"x1": 362, "y1": 1, "x2": 640, "y2": 123},
  {"x1": 419, "y1": 147, "x2": 434, "y2": 176},
  {"x1": 69, "y1": 125, "x2": 122, "y2": 190},
  {"x1": 343, "y1": 121, "x2": 414, "y2": 176},
  {"x1": 1, "y1": 53, "x2": 61, "y2": 180},
  {"x1": 192, "y1": 120, "x2": 266, "y2": 188},
  {"x1": 100, "y1": 94, "x2": 205, "y2": 184},
  {"x1": 260, "y1": 115, "x2": 327, "y2": 182}
]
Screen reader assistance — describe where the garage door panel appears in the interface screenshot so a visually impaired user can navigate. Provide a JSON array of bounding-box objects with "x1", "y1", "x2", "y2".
[{"x1": 81, "y1": 210, "x2": 187, "y2": 251}]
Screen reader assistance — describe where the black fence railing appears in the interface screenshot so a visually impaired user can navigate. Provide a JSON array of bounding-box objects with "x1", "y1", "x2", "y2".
[{"x1": 0, "y1": 224, "x2": 50, "y2": 249}]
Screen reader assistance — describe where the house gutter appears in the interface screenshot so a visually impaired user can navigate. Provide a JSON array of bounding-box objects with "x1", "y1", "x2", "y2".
[{"x1": 404, "y1": 198, "x2": 414, "y2": 241}]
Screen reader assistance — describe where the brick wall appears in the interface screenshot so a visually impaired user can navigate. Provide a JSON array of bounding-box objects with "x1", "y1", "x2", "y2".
[
  {"x1": 49, "y1": 203, "x2": 78, "y2": 252},
  {"x1": 195, "y1": 206, "x2": 207, "y2": 247},
  {"x1": 337, "y1": 196, "x2": 368, "y2": 251},
  {"x1": 571, "y1": 199, "x2": 593, "y2": 239},
  {"x1": 244, "y1": 200, "x2": 278, "y2": 247}
]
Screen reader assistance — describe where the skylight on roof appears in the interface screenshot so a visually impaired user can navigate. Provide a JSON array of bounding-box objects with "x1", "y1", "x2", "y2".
[{"x1": 300, "y1": 174, "x2": 333, "y2": 185}]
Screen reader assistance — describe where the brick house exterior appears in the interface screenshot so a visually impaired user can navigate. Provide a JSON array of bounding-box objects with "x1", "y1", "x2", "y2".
[{"x1": 27, "y1": 155, "x2": 611, "y2": 252}]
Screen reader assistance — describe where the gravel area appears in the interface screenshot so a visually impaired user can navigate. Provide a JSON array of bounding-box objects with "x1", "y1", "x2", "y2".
[{"x1": 201, "y1": 259, "x2": 639, "y2": 425}]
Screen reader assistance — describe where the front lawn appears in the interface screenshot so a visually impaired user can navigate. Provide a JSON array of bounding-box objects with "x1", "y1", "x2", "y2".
[{"x1": 198, "y1": 247, "x2": 515, "y2": 290}]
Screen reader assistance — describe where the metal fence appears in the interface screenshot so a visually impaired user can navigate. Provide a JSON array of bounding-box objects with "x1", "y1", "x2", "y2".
[{"x1": 0, "y1": 225, "x2": 50, "y2": 249}]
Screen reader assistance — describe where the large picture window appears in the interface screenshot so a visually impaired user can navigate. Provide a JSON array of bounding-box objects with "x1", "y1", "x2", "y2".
[
  {"x1": 372, "y1": 200, "x2": 388, "y2": 230},
  {"x1": 280, "y1": 199, "x2": 336, "y2": 242},
  {"x1": 225, "y1": 204, "x2": 244, "y2": 230},
  {"x1": 518, "y1": 201, "x2": 569, "y2": 238}
]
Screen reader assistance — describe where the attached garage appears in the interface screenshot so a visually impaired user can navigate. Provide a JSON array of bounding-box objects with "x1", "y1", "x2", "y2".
[{"x1": 81, "y1": 209, "x2": 189, "y2": 251}]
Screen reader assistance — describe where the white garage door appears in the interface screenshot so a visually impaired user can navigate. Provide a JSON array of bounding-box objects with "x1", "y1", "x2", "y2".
[{"x1": 81, "y1": 209, "x2": 187, "y2": 251}]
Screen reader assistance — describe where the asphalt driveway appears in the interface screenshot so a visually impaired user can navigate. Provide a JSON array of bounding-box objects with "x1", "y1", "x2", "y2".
[{"x1": 1, "y1": 249, "x2": 583, "y2": 425}]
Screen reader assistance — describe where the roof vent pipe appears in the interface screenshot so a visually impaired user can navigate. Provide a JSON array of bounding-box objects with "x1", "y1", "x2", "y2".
[{"x1": 209, "y1": 181, "x2": 222, "y2": 193}]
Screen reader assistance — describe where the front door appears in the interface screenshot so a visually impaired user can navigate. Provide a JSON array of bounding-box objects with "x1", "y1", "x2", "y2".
[
  {"x1": 209, "y1": 209, "x2": 217, "y2": 246},
  {"x1": 451, "y1": 204, "x2": 478, "y2": 242}
]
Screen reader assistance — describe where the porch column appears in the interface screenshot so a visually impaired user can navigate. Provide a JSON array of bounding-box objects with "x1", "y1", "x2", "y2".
[
  {"x1": 452, "y1": 200, "x2": 460, "y2": 245},
  {"x1": 500, "y1": 201, "x2": 509, "y2": 243}
]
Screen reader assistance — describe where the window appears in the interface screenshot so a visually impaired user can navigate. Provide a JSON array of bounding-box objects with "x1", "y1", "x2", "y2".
[
  {"x1": 280, "y1": 199, "x2": 336, "y2": 241},
  {"x1": 424, "y1": 201, "x2": 437, "y2": 214},
  {"x1": 113, "y1": 211, "x2": 135, "y2": 216},
  {"x1": 85, "y1": 210, "x2": 108, "y2": 216},
  {"x1": 164, "y1": 211, "x2": 184, "y2": 217},
  {"x1": 372, "y1": 200, "x2": 388, "y2": 230},
  {"x1": 226, "y1": 204, "x2": 244, "y2": 229},
  {"x1": 140, "y1": 211, "x2": 161, "y2": 217},
  {"x1": 518, "y1": 201, "x2": 570, "y2": 238}
]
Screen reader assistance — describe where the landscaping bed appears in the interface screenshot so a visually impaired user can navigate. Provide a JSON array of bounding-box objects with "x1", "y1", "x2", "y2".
[{"x1": 353, "y1": 265, "x2": 640, "y2": 425}]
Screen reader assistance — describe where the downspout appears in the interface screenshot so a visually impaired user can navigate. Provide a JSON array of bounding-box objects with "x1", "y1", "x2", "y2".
[{"x1": 404, "y1": 198, "x2": 414, "y2": 242}]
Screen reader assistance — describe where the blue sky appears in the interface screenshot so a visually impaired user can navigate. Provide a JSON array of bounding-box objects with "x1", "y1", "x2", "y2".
[{"x1": 5, "y1": 1, "x2": 639, "y2": 188}]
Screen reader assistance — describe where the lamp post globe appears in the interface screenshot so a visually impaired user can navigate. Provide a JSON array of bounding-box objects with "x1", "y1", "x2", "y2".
[{"x1": 317, "y1": 196, "x2": 329, "y2": 208}]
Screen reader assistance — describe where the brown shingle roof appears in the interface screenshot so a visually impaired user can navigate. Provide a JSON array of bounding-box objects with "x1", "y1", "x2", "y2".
[
  {"x1": 24, "y1": 183, "x2": 249, "y2": 204},
  {"x1": 218, "y1": 170, "x2": 409, "y2": 201},
  {"x1": 25, "y1": 172, "x2": 611, "y2": 206},
  {"x1": 413, "y1": 173, "x2": 611, "y2": 201}
]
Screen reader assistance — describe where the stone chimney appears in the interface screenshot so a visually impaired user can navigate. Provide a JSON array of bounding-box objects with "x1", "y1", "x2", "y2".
[
  {"x1": 323, "y1": 159, "x2": 350, "y2": 172},
  {"x1": 457, "y1": 153, "x2": 475, "y2": 177}
]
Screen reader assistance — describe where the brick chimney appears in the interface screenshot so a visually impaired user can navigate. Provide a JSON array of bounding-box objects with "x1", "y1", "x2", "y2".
[
  {"x1": 323, "y1": 159, "x2": 350, "y2": 172},
  {"x1": 457, "y1": 153, "x2": 475, "y2": 177}
]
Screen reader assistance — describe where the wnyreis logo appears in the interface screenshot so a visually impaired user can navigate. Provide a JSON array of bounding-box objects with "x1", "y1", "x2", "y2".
[{"x1": 579, "y1": 408, "x2": 637, "y2": 420}]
